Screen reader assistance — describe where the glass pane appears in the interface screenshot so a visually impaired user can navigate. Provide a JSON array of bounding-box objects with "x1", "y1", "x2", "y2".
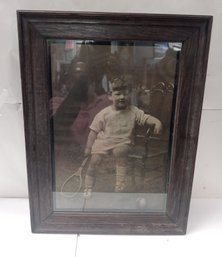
[{"x1": 48, "y1": 39, "x2": 182, "y2": 212}]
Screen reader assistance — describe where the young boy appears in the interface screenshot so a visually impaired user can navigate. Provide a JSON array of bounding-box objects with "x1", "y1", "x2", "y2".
[{"x1": 83, "y1": 76, "x2": 162, "y2": 198}]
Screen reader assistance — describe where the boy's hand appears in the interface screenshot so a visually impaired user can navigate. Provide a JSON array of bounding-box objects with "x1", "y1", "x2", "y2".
[
  {"x1": 84, "y1": 147, "x2": 91, "y2": 157},
  {"x1": 154, "y1": 121, "x2": 162, "y2": 135},
  {"x1": 146, "y1": 116, "x2": 162, "y2": 136}
]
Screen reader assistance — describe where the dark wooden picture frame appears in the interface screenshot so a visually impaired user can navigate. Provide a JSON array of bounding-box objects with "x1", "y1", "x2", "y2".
[{"x1": 17, "y1": 11, "x2": 212, "y2": 234}]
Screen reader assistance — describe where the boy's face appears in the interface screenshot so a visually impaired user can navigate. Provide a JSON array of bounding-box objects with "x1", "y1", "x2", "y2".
[{"x1": 112, "y1": 89, "x2": 130, "y2": 110}]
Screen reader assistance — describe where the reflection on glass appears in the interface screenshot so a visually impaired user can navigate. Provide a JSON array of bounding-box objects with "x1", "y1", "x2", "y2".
[{"x1": 48, "y1": 40, "x2": 182, "y2": 212}]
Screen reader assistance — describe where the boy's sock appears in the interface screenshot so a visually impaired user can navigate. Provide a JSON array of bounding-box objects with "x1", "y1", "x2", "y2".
[
  {"x1": 84, "y1": 174, "x2": 95, "y2": 189},
  {"x1": 84, "y1": 174, "x2": 95, "y2": 198},
  {"x1": 115, "y1": 165, "x2": 127, "y2": 192}
]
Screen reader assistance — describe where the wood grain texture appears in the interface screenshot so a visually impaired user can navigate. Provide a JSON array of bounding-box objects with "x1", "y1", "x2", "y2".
[{"x1": 17, "y1": 11, "x2": 212, "y2": 235}]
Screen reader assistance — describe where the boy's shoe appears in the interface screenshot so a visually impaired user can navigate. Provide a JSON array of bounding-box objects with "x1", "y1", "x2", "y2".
[
  {"x1": 84, "y1": 188, "x2": 92, "y2": 199},
  {"x1": 114, "y1": 183, "x2": 126, "y2": 193}
]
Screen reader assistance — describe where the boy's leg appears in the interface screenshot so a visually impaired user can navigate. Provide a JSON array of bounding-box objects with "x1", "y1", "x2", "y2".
[
  {"x1": 113, "y1": 145, "x2": 129, "y2": 192},
  {"x1": 84, "y1": 154, "x2": 102, "y2": 197}
]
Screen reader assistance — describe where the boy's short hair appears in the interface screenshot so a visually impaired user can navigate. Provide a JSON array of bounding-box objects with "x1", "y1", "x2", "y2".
[{"x1": 111, "y1": 75, "x2": 132, "y2": 92}]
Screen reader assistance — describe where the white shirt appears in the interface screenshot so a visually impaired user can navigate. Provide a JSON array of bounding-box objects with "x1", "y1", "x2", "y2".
[{"x1": 90, "y1": 105, "x2": 150, "y2": 153}]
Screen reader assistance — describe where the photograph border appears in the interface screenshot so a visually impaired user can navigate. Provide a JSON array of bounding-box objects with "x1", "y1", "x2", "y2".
[{"x1": 17, "y1": 11, "x2": 212, "y2": 234}]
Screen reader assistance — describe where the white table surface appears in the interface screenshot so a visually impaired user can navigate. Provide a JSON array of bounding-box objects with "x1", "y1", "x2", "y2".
[{"x1": 0, "y1": 198, "x2": 222, "y2": 257}]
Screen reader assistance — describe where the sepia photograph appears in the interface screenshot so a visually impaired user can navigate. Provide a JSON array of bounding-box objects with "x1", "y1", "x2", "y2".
[
  {"x1": 18, "y1": 11, "x2": 212, "y2": 234},
  {"x1": 49, "y1": 40, "x2": 181, "y2": 212}
]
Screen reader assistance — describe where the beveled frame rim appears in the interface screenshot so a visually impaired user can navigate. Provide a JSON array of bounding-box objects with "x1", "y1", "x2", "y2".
[{"x1": 17, "y1": 10, "x2": 212, "y2": 235}]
